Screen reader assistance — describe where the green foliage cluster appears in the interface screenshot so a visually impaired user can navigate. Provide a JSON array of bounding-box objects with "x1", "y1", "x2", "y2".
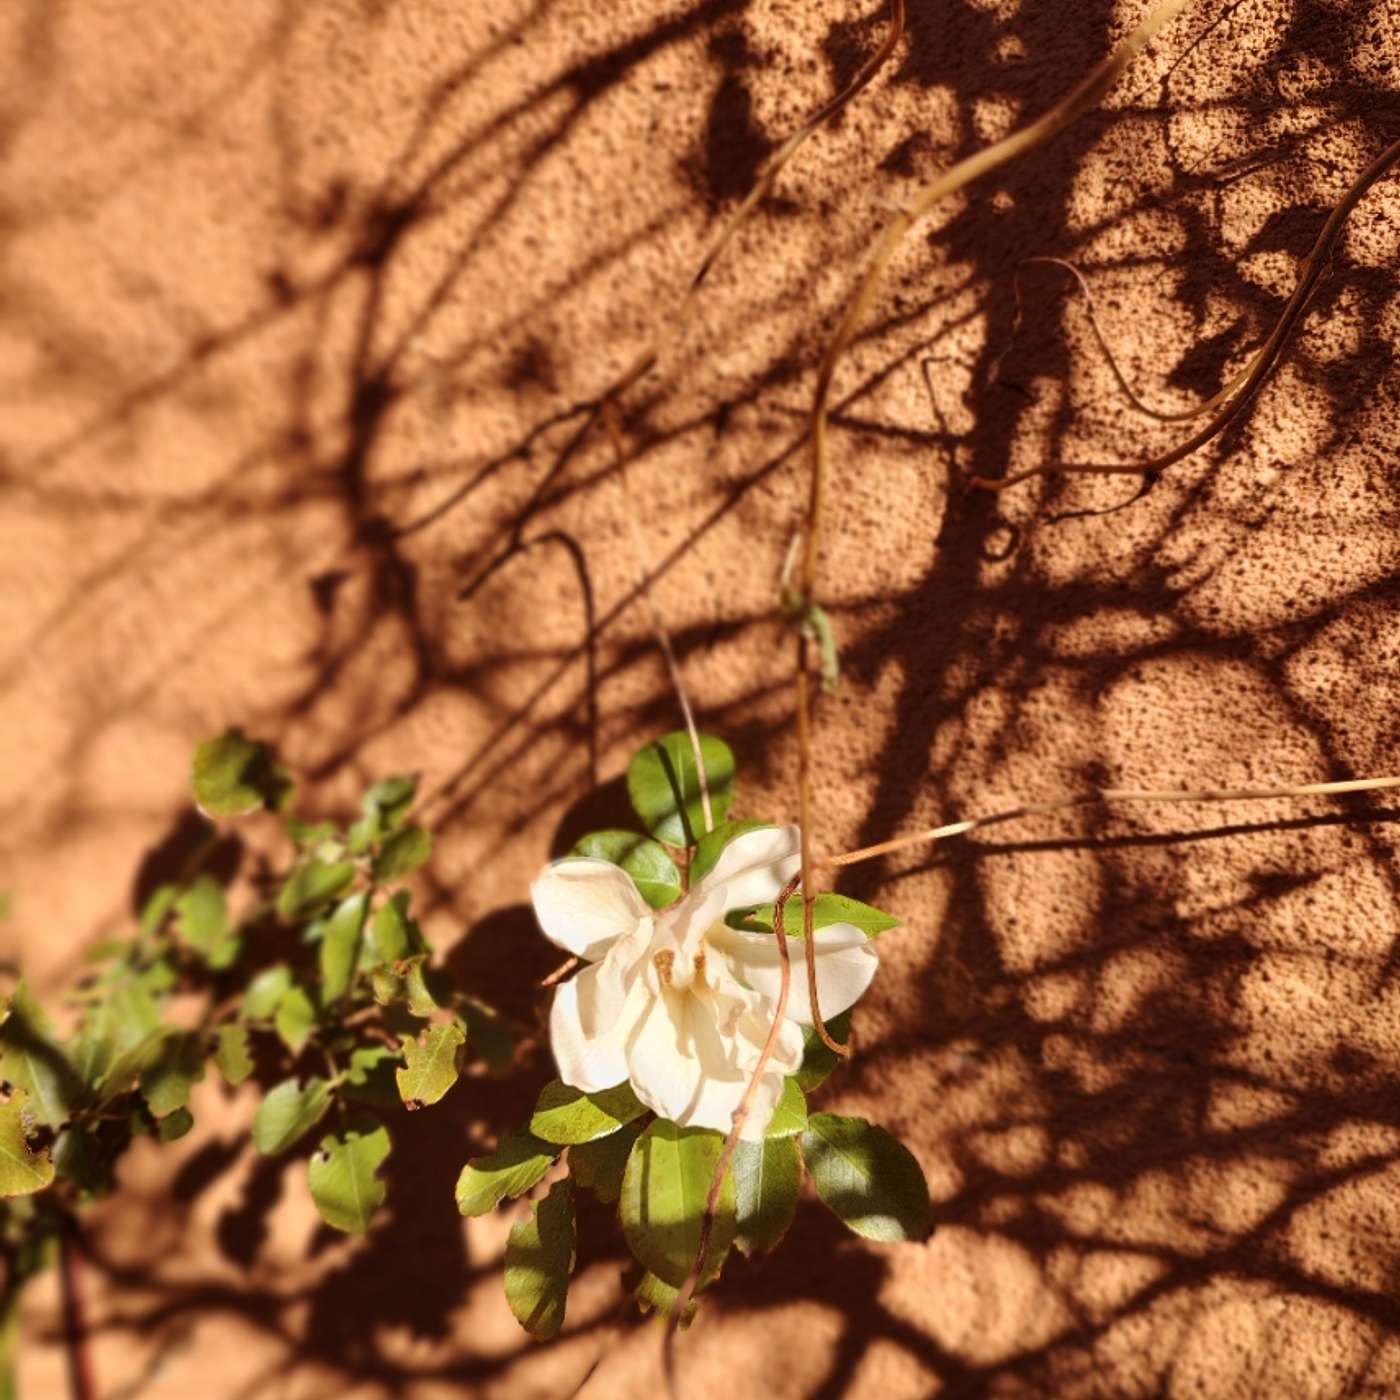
[{"x1": 457, "y1": 731, "x2": 932, "y2": 1338}]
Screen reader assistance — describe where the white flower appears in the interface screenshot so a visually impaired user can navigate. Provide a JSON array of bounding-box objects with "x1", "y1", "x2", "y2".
[{"x1": 530, "y1": 826, "x2": 879, "y2": 1141}]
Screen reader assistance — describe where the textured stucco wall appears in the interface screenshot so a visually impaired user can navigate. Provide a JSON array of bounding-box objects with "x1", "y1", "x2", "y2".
[{"x1": 5, "y1": 0, "x2": 1400, "y2": 1395}]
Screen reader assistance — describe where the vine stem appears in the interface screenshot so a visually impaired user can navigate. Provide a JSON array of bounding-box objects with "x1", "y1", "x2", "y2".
[
  {"x1": 825, "y1": 774, "x2": 1400, "y2": 869},
  {"x1": 662, "y1": 873, "x2": 800, "y2": 1399},
  {"x1": 58, "y1": 1226, "x2": 95, "y2": 1400}
]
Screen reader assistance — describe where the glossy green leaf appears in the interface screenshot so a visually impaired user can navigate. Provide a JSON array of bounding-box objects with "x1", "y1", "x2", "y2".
[
  {"x1": 372, "y1": 826, "x2": 432, "y2": 883},
  {"x1": 619, "y1": 1120, "x2": 734, "y2": 1289},
  {"x1": 455, "y1": 1130, "x2": 558, "y2": 1217},
  {"x1": 688, "y1": 820, "x2": 774, "y2": 887},
  {"x1": 308, "y1": 1118, "x2": 391, "y2": 1234},
  {"x1": 766, "y1": 1077, "x2": 807, "y2": 1138},
  {"x1": 0, "y1": 986, "x2": 81, "y2": 1129},
  {"x1": 139, "y1": 1033, "x2": 204, "y2": 1118},
  {"x1": 633, "y1": 1269, "x2": 698, "y2": 1328},
  {"x1": 567, "y1": 1120, "x2": 640, "y2": 1204},
  {"x1": 174, "y1": 876, "x2": 229, "y2": 958},
  {"x1": 794, "y1": 1010, "x2": 852, "y2": 1093},
  {"x1": 569, "y1": 831, "x2": 681, "y2": 909},
  {"x1": 504, "y1": 1178, "x2": 575, "y2": 1339},
  {"x1": 395, "y1": 1023, "x2": 465, "y2": 1109},
  {"x1": 320, "y1": 892, "x2": 369, "y2": 1003},
  {"x1": 251, "y1": 1077, "x2": 332, "y2": 1155},
  {"x1": 732, "y1": 1135, "x2": 799, "y2": 1255},
  {"x1": 242, "y1": 965, "x2": 293, "y2": 1020},
  {"x1": 274, "y1": 984, "x2": 317, "y2": 1054},
  {"x1": 192, "y1": 730, "x2": 292, "y2": 818},
  {"x1": 277, "y1": 858, "x2": 355, "y2": 922},
  {"x1": 212, "y1": 1025, "x2": 253, "y2": 1086},
  {"x1": 626, "y1": 732, "x2": 735, "y2": 846},
  {"x1": 730, "y1": 892, "x2": 899, "y2": 939},
  {"x1": 529, "y1": 1080, "x2": 646, "y2": 1146},
  {"x1": 800, "y1": 1113, "x2": 933, "y2": 1243},
  {"x1": 0, "y1": 1091, "x2": 54, "y2": 1198}
]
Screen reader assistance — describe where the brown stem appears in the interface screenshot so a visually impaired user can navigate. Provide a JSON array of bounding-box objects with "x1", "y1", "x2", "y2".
[
  {"x1": 662, "y1": 873, "x2": 801, "y2": 1398},
  {"x1": 58, "y1": 1226, "x2": 95, "y2": 1400}
]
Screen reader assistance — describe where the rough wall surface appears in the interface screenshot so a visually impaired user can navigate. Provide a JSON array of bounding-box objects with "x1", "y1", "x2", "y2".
[{"x1": 4, "y1": 0, "x2": 1400, "y2": 1395}]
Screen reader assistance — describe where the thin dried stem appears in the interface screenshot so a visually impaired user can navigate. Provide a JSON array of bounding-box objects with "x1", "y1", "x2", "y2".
[
  {"x1": 826, "y1": 774, "x2": 1400, "y2": 869},
  {"x1": 538, "y1": 955, "x2": 581, "y2": 989},
  {"x1": 663, "y1": 873, "x2": 801, "y2": 1399},
  {"x1": 971, "y1": 131, "x2": 1400, "y2": 492}
]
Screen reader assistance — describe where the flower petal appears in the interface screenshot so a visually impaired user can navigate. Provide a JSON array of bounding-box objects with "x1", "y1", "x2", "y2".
[
  {"x1": 551, "y1": 967, "x2": 650, "y2": 1093},
  {"x1": 625, "y1": 985, "x2": 704, "y2": 1123},
  {"x1": 698, "y1": 825, "x2": 802, "y2": 910},
  {"x1": 531, "y1": 858, "x2": 649, "y2": 960},
  {"x1": 709, "y1": 920, "x2": 878, "y2": 1026}
]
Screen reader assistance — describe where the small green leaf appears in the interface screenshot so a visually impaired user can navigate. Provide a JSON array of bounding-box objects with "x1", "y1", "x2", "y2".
[
  {"x1": 192, "y1": 730, "x2": 292, "y2": 818},
  {"x1": 242, "y1": 965, "x2": 292, "y2": 1020},
  {"x1": 619, "y1": 1120, "x2": 734, "y2": 1289},
  {"x1": 732, "y1": 1135, "x2": 799, "y2": 1255},
  {"x1": 455, "y1": 1130, "x2": 558, "y2": 1217},
  {"x1": 633, "y1": 1270, "x2": 699, "y2": 1328},
  {"x1": 96, "y1": 1029, "x2": 171, "y2": 1102},
  {"x1": 794, "y1": 1010, "x2": 852, "y2": 1093},
  {"x1": 568, "y1": 1121, "x2": 641, "y2": 1204},
  {"x1": 626, "y1": 732, "x2": 735, "y2": 846},
  {"x1": 766, "y1": 1078, "x2": 807, "y2": 1138},
  {"x1": 277, "y1": 859, "x2": 356, "y2": 921},
  {"x1": 308, "y1": 1118, "x2": 391, "y2": 1234},
  {"x1": 251, "y1": 1077, "x2": 332, "y2": 1155},
  {"x1": 138, "y1": 884, "x2": 178, "y2": 941},
  {"x1": 319, "y1": 892, "x2": 369, "y2": 1003},
  {"x1": 174, "y1": 876, "x2": 229, "y2": 959},
  {"x1": 530, "y1": 1080, "x2": 646, "y2": 1145},
  {"x1": 139, "y1": 1033, "x2": 204, "y2": 1118},
  {"x1": 504, "y1": 1178, "x2": 575, "y2": 1339},
  {"x1": 287, "y1": 818, "x2": 338, "y2": 850},
  {"x1": 157, "y1": 1107, "x2": 194, "y2": 1142},
  {"x1": 372, "y1": 826, "x2": 432, "y2": 883},
  {"x1": 689, "y1": 820, "x2": 774, "y2": 887},
  {"x1": 0, "y1": 985, "x2": 81, "y2": 1129},
  {"x1": 0, "y1": 1091, "x2": 54, "y2": 1197},
  {"x1": 369, "y1": 893, "x2": 418, "y2": 963},
  {"x1": 730, "y1": 893, "x2": 899, "y2": 939},
  {"x1": 569, "y1": 832, "x2": 682, "y2": 909},
  {"x1": 347, "y1": 776, "x2": 418, "y2": 853},
  {"x1": 370, "y1": 955, "x2": 442, "y2": 1017},
  {"x1": 395, "y1": 1023, "x2": 465, "y2": 1109},
  {"x1": 274, "y1": 984, "x2": 317, "y2": 1053},
  {"x1": 800, "y1": 1113, "x2": 933, "y2": 1243},
  {"x1": 212, "y1": 1025, "x2": 253, "y2": 1086}
]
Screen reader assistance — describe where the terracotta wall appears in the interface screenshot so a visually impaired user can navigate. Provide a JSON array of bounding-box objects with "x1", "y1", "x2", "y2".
[{"x1": 5, "y1": 0, "x2": 1400, "y2": 1395}]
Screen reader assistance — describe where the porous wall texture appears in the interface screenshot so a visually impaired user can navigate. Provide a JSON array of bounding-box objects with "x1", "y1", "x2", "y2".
[{"x1": 4, "y1": 0, "x2": 1400, "y2": 1395}]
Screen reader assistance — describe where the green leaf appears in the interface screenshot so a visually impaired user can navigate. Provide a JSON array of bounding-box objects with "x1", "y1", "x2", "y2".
[
  {"x1": 277, "y1": 859, "x2": 356, "y2": 922},
  {"x1": 342, "y1": 1045, "x2": 401, "y2": 1108},
  {"x1": 455, "y1": 1130, "x2": 558, "y2": 1217},
  {"x1": 633, "y1": 1270, "x2": 699, "y2": 1329},
  {"x1": 0, "y1": 1091, "x2": 54, "y2": 1197},
  {"x1": 212, "y1": 1025, "x2": 253, "y2": 1086},
  {"x1": 174, "y1": 876, "x2": 229, "y2": 958},
  {"x1": 347, "y1": 776, "x2": 418, "y2": 853},
  {"x1": 96, "y1": 1029, "x2": 170, "y2": 1103},
  {"x1": 626, "y1": 732, "x2": 735, "y2": 846},
  {"x1": 138, "y1": 884, "x2": 178, "y2": 941},
  {"x1": 192, "y1": 730, "x2": 292, "y2": 818},
  {"x1": 395, "y1": 1023, "x2": 465, "y2": 1109},
  {"x1": 287, "y1": 818, "x2": 338, "y2": 851},
  {"x1": 251, "y1": 1078, "x2": 332, "y2": 1155},
  {"x1": 319, "y1": 892, "x2": 369, "y2": 1003},
  {"x1": 308, "y1": 1118, "x2": 391, "y2": 1234},
  {"x1": 794, "y1": 1010, "x2": 852, "y2": 1094},
  {"x1": 0, "y1": 986, "x2": 81, "y2": 1129},
  {"x1": 800, "y1": 1113, "x2": 933, "y2": 1243},
  {"x1": 157, "y1": 1107, "x2": 194, "y2": 1142},
  {"x1": 619, "y1": 1120, "x2": 734, "y2": 1289},
  {"x1": 504, "y1": 1179, "x2": 575, "y2": 1339},
  {"x1": 242, "y1": 965, "x2": 293, "y2": 1020},
  {"x1": 369, "y1": 893, "x2": 418, "y2": 963},
  {"x1": 766, "y1": 1077, "x2": 807, "y2": 1138},
  {"x1": 370, "y1": 955, "x2": 442, "y2": 1017},
  {"x1": 139, "y1": 1033, "x2": 204, "y2": 1118},
  {"x1": 274, "y1": 984, "x2": 317, "y2": 1054},
  {"x1": 732, "y1": 1135, "x2": 799, "y2": 1256},
  {"x1": 731, "y1": 893, "x2": 899, "y2": 939},
  {"x1": 529, "y1": 1080, "x2": 646, "y2": 1146},
  {"x1": 689, "y1": 820, "x2": 774, "y2": 887},
  {"x1": 568, "y1": 832, "x2": 681, "y2": 909},
  {"x1": 567, "y1": 1121, "x2": 640, "y2": 1204},
  {"x1": 372, "y1": 826, "x2": 432, "y2": 883}
]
